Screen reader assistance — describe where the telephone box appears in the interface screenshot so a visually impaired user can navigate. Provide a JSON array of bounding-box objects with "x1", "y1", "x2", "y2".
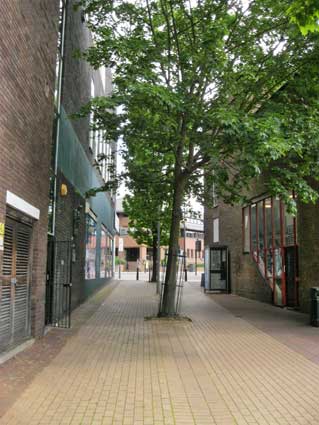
[{"x1": 204, "y1": 246, "x2": 230, "y2": 293}]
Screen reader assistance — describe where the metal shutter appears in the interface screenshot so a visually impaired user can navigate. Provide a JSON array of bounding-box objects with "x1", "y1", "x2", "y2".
[{"x1": 0, "y1": 222, "x2": 14, "y2": 347}]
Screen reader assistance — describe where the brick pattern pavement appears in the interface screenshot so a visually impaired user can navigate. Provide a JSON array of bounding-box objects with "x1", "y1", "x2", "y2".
[
  {"x1": 207, "y1": 290, "x2": 319, "y2": 366},
  {"x1": 0, "y1": 282, "x2": 119, "y2": 419},
  {"x1": 1, "y1": 280, "x2": 319, "y2": 425}
]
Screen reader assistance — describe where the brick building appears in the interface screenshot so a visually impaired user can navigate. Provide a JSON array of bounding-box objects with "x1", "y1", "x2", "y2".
[
  {"x1": 204, "y1": 185, "x2": 319, "y2": 313},
  {"x1": 116, "y1": 199, "x2": 204, "y2": 272},
  {"x1": 0, "y1": 1, "x2": 60, "y2": 352},
  {"x1": 46, "y1": 1, "x2": 117, "y2": 324},
  {"x1": 0, "y1": 0, "x2": 116, "y2": 354}
]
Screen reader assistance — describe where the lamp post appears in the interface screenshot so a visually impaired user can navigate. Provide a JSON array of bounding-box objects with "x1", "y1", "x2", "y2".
[
  {"x1": 183, "y1": 216, "x2": 187, "y2": 282},
  {"x1": 195, "y1": 242, "x2": 197, "y2": 276},
  {"x1": 195, "y1": 239, "x2": 201, "y2": 277},
  {"x1": 156, "y1": 219, "x2": 160, "y2": 294}
]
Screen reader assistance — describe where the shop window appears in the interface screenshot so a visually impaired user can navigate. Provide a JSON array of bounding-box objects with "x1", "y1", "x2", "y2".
[
  {"x1": 100, "y1": 228, "x2": 107, "y2": 278},
  {"x1": 107, "y1": 237, "x2": 113, "y2": 277},
  {"x1": 85, "y1": 214, "x2": 97, "y2": 279}
]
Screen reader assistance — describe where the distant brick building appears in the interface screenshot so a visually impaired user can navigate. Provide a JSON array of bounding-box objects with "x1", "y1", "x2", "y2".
[{"x1": 116, "y1": 199, "x2": 204, "y2": 272}]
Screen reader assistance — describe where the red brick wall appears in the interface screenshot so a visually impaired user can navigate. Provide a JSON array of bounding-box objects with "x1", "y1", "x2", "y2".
[
  {"x1": 204, "y1": 202, "x2": 272, "y2": 303},
  {"x1": 0, "y1": 1, "x2": 59, "y2": 337}
]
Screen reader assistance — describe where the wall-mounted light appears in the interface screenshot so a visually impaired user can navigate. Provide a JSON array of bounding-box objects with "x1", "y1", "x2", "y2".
[{"x1": 61, "y1": 183, "x2": 68, "y2": 197}]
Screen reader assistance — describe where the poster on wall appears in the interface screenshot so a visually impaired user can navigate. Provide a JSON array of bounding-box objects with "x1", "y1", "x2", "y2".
[{"x1": 85, "y1": 215, "x2": 97, "y2": 279}]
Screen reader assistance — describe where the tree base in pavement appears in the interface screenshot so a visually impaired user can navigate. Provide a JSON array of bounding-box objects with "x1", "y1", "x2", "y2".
[{"x1": 144, "y1": 315, "x2": 192, "y2": 322}]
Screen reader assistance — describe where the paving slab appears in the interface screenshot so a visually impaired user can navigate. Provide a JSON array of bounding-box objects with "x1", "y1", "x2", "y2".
[{"x1": 1, "y1": 279, "x2": 319, "y2": 424}]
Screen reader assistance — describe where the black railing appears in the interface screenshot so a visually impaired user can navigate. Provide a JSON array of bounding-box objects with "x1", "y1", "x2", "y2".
[{"x1": 45, "y1": 240, "x2": 72, "y2": 328}]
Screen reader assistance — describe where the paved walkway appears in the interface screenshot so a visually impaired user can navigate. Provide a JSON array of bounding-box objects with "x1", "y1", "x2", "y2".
[{"x1": 1, "y1": 279, "x2": 319, "y2": 425}]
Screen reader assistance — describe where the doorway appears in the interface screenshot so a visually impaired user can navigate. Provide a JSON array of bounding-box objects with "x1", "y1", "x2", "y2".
[
  {"x1": 205, "y1": 246, "x2": 229, "y2": 293},
  {"x1": 285, "y1": 246, "x2": 298, "y2": 307},
  {"x1": 0, "y1": 217, "x2": 32, "y2": 352}
]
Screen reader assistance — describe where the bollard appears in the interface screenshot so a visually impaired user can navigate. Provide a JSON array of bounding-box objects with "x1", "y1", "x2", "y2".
[
  {"x1": 184, "y1": 268, "x2": 187, "y2": 282},
  {"x1": 136, "y1": 267, "x2": 139, "y2": 281},
  {"x1": 310, "y1": 287, "x2": 319, "y2": 327}
]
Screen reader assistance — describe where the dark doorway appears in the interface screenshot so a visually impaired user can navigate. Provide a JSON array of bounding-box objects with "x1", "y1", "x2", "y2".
[
  {"x1": 45, "y1": 239, "x2": 72, "y2": 328},
  {"x1": 285, "y1": 246, "x2": 298, "y2": 307}
]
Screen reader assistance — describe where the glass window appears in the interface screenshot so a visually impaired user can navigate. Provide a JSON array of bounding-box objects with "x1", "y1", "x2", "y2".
[
  {"x1": 251, "y1": 204, "x2": 257, "y2": 256},
  {"x1": 100, "y1": 228, "x2": 107, "y2": 278},
  {"x1": 213, "y1": 218, "x2": 219, "y2": 243},
  {"x1": 243, "y1": 207, "x2": 250, "y2": 253},
  {"x1": 273, "y1": 198, "x2": 281, "y2": 248},
  {"x1": 258, "y1": 202, "x2": 264, "y2": 266},
  {"x1": 265, "y1": 199, "x2": 272, "y2": 249},
  {"x1": 284, "y1": 205, "x2": 294, "y2": 246},
  {"x1": 212, "y1": 184, "x2": 218, "y2": 207},
  {"x1": 258, "y1": 202, "x2": 264, "y2": 252},
  {"x1": 85, "y1": 214, "x2": 97, "y2": 279},
  {"x1": 107, "y1": 237, "x2": 113, "y2": 277}
]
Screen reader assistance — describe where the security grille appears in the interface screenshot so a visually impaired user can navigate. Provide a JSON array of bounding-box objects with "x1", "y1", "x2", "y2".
[{"x1": 45, "y1": 240, "x2": 72, "y2": 328}]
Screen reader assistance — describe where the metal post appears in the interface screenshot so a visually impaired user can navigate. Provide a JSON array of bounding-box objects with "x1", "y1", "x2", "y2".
[
  {"x1": 184, "y1": 219, "x2": 187, "y2": 282},
  {"x1": 195, "y1": 248, "x2": 197, "y2": 276},
  {"x1": 156, "y1": 220, "x2": 160, "y2": 294},
  {"x1": 118, "y1": 264, "x2": 121, "y2": 279},
  {"x1": 136, "y1": 267, "x2": 139, "y2": 281}
]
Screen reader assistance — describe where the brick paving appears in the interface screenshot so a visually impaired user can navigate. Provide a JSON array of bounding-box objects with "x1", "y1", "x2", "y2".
[
  {"x1": 208, "y1": 290, "x2": 319, "y2": 366},
  {"x1": 1, "y1": 279, "x2": 319, "y2": 424}
]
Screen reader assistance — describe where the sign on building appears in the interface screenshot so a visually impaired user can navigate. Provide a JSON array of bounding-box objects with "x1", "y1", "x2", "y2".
[{"x1": 119, "y1": 238, "x2": 124, "y2": 252}]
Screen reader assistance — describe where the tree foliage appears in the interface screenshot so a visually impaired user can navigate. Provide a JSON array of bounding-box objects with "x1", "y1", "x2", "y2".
[
  {"x1": 75, "y1": 0, "x2": 319, "y2": 314},
  {"x1": 288, "y1": 0, "x2": 319, "y2": 35}
]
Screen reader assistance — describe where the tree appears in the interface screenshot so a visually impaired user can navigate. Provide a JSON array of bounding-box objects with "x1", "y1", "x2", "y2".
[
  {"x1": 123, "y1": 194, "x2": 170, "y2": 282},
  {"x1": 288, "y1": 0, "x2": 319, "y2": 35},
  {"x1": 76, "y1": 0, "x2": 319, "y2": 316},
  {"x1": 121, "y1": 115, "x2": 174, "y2": 282}
]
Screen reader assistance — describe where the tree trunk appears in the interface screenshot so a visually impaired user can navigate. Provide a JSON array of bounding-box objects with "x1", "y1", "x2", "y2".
[
  {"x1": 159, "y1": 175, "x2": 185, "y2": 316},
  {"x1": 151, "y1": 232, "x2": 157, "y2": 282}
]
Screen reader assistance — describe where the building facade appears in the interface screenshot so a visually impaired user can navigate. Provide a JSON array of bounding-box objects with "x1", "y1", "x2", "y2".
[
  {"x1": 205, "y1": 189, "x2": 318, "y2": 313},
  {"x1": 0, "y1": 1, "x2": 60, "y2": 352},
  {"x1": 0, "y1": 0, "x2": 116, "y2": 354},
  {"x1": 46, "y1": 1, "x2": 117, "y2": 324},
  {"x1": 116, "y1": 199, "x2": 204, "y2": 272}
]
